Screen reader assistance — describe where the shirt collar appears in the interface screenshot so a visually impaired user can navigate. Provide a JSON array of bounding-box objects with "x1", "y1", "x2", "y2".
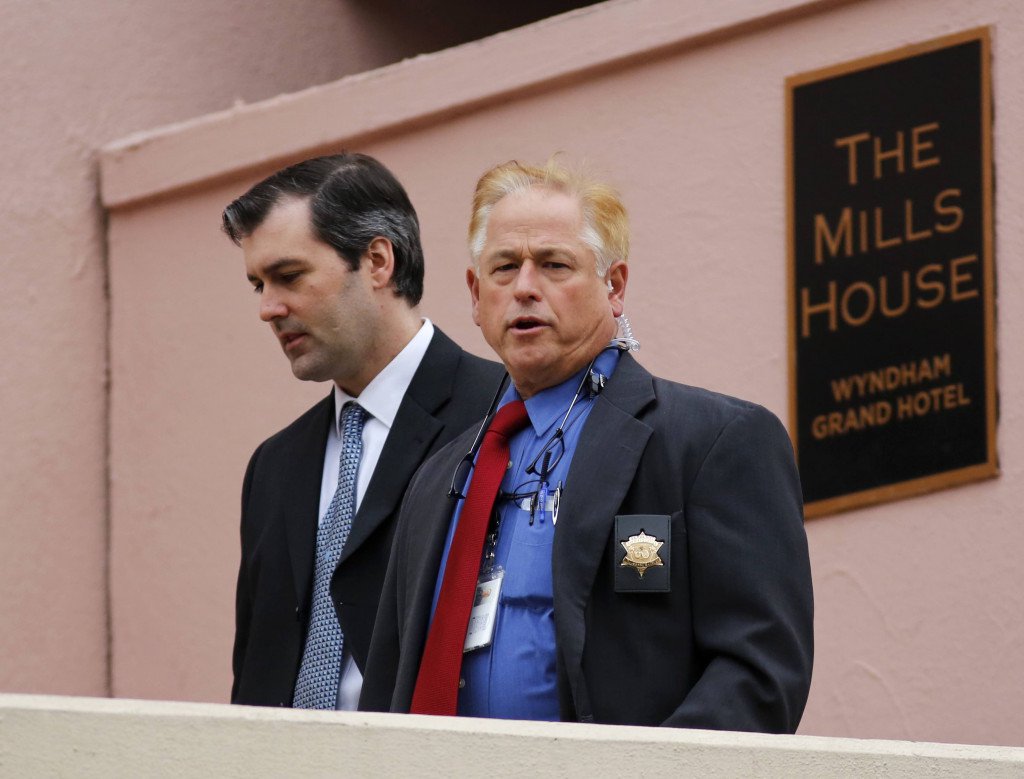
[
  {"x1": 501, "y1": 346, "x2": 621, "y2": 437},
  {"x1": 332, "y1": 319, "x2": 435, "y2": 434}
]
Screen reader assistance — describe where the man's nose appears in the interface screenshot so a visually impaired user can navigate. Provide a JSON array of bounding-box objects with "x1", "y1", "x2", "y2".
[
  {"x1": 512, "y1": 261, "x2": 542, "y2": 301},
  {"x1": 259, "y1": 291, "x2": 287, "y2": 322}
]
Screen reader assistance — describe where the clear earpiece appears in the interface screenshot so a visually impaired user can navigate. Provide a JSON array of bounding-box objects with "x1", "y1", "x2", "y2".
[{"x1": 609, "y1": 314, "x2": 640, "y2": 351}]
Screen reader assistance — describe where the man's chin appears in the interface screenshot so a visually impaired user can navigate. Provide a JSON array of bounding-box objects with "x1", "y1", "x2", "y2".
[
  {"x1": 505, "y1": 359, "x2": 563, "y2": 399},
  {"x1": 289, "y1": 357, "x2": 329, "y2": 383}
]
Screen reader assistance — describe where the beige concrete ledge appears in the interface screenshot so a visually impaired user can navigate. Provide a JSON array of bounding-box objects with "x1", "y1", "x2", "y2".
[
  {"x1": 98, "y1": 0, "x2": 851, "y2": 209},
  {"x1": 2, "y1": 694, "x2": 1023, "y2": 778}
]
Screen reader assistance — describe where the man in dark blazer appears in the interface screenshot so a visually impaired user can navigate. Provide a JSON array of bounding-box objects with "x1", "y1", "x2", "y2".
[
  {"x1": 360, "y1": 159, "x2": 813, "y2": 731},
  {"x1": 223, "y1": 153, "x2": 501, "y2": 709}
]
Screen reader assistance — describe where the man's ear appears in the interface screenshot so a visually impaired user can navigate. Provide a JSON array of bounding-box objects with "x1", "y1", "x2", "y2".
[
  {"x1": 606, "y1": 261, "x2": 628, "y2": 318},
  {"x1": 364, "y1": 237, "x2": 396, "y2": 290},
  {"x1": 467, "y1": 266, "x2": 481, "y2": 327}
]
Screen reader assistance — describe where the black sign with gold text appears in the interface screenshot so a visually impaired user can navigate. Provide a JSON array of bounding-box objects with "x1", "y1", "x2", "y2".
[{"x1": 787, "y1": 29, "x2": 997, "y2": 517}]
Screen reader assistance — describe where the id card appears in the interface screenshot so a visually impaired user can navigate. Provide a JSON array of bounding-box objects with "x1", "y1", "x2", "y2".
[{"x1": 464, "y1": 568, "x2": 504, "y2": 653}]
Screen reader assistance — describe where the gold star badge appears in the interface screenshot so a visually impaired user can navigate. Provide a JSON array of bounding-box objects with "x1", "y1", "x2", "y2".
[{"x1": 620, "y1": 530, "x2": 664, "y2": 578}]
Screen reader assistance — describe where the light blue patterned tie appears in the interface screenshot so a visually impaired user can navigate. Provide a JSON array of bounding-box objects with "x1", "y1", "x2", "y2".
[{"x1": 293, "y1": 402, "x2": 367, "y2": 709}]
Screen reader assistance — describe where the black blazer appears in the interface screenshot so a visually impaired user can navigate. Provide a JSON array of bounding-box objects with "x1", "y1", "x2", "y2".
[
  {"x1": 232, "y1": 328, "x2": 503, "y2": 706},
  {"x1": 361, "y1": 353, "x2": 814, "y2": 732}
]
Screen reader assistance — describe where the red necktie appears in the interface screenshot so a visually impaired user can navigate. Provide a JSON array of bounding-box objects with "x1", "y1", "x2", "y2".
[{"x1": 410, "y1": 400, "x2": 530, "y2": 715}]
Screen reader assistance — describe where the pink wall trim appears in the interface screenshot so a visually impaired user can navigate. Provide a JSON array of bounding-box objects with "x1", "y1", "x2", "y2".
[{"x1": 99, "y1": 0, "x2": 845, "y2": 209}]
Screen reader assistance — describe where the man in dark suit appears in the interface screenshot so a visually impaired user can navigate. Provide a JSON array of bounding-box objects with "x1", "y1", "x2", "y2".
[
  {"x1": 360, "y1": 159, "x2": 814, "y2": 731},
  {"x1": 223, "y1": 153, "x2": 501, "y2": 709}
]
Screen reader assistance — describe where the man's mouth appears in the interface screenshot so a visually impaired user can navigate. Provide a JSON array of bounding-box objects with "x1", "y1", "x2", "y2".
[
  {"x1": 510, "y1": 317, "x2": 548, "y2": 332},
  {"x1": 278, "y1": 331, "x2": 307, "y2": 350}
]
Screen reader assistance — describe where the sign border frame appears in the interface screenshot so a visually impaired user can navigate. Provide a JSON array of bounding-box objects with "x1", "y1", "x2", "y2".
[{"x1": 784, "y1": 26, "x2": 998, "y2": 519}]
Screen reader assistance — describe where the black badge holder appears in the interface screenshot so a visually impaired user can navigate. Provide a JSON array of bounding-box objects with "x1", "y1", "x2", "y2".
[{"x1": 614, "y1": 514, "x2": 671, "y2": 593}]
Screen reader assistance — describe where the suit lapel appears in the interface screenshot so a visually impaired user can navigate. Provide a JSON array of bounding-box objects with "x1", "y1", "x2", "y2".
[
  {"x1": 340, "y1": 402, "x2": 442, "y2": 560},
  {"x1": 339, "y1": 329, "x2": 459, "y2": 563},
  {"x1": 284, "y1": 395, "x2": 334, "y2": 610},
  {"x1": 392, "y1": 435, "x2": 476, "y2": 706},
  {"x1": 552, "y1": 354, "x2": 656, "y2": 718}
]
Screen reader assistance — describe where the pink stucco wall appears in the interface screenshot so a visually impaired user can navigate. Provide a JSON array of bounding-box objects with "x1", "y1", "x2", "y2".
[
  {"x1": 98, "y1": 0, "x2": 1022, "y2": 747},
  {"x1": 0, "y1": 0, "x2": 498, "y2": 698}
]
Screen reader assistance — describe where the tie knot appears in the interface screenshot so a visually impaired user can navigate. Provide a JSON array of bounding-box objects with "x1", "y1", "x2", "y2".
[
  {"x1": 341, "y1": 402, "x2": 367, "y2": 434},
  {"x1": 487, "y1": 399, "x2": 530, "y2": 439}
]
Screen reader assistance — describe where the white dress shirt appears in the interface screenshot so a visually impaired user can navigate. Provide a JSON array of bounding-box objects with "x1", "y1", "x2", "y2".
[{"x1": 319, "y1": 318, "x2": 434, "y2": 710}]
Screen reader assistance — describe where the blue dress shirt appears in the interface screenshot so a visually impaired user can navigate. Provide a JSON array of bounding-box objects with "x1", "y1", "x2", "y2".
[{"x1": 430, "y1": 347, "x2": 621, "y2": 720}]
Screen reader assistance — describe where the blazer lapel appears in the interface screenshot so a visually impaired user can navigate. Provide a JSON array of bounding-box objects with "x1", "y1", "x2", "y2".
[
  {"x1": 391, "y1": 435, "x2": 476, "y2": 707},
  {"x1": 339, "y1": 329, "x2": 459, "y2": 562},
  {"x1": 284, "y1": 395, "x2": 334, "y2": 610},
  {"x1": 341, "y1": 402, "x2": 442, "y2": 560},
  {"x1": 552, "y1": 354, "x2": 656, "y2": 719}
]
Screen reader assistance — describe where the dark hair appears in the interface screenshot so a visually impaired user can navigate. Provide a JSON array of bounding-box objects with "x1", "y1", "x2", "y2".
[{"x1": 222, "y1": 152, "x2": 424, "y2": 305}]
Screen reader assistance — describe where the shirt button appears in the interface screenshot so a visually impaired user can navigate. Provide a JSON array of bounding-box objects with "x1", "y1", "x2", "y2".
[
  {"x1": 458, "y1": 678, "x2": 466, "y2": 689},
  {"x1": 506, "y1": 460, "x2": 513, "y2": 470}
]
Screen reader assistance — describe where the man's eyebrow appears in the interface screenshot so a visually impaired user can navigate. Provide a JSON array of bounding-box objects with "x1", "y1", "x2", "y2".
[
  {"x1": 484, "y1": 245, "x2": 576, "y2": 262},
  {"x1": 246, "y1": 258, "x2": 304, "y2": 282},
  {"x1": 486, "y1": 249, "x2": 520, "y2": 262},
  {"x1": 532, "y1": 246, "x2": 576, "y2": 259}
]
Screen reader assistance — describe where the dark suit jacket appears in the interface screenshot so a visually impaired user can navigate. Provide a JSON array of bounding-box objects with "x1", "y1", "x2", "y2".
[
  {"x1": 360, "y1": 353, "x2": 814, "y2": 732},
  {"x1": 232, "y1": 328, "x2": 503, "y2": 706}
]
